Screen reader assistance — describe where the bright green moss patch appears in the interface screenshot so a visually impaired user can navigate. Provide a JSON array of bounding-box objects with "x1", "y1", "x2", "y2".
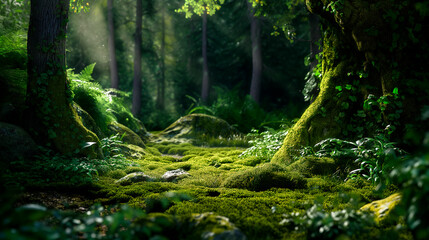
[{"x1": 84, "y1": 141, "x2": 399, "y2": 240}]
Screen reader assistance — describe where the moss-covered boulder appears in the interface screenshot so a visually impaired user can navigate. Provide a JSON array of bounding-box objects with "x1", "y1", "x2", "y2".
[
  {"x1": 0, "y1": 122, "x2": 38, "y2": 163},
  {"x1": 108, "y1": 122, "x2": 145, "y2": 148},
  {"x1": 187, "y1": 212, "x2": 247, "y2": 240},
  {"x1": 286, "y1": 156, "x2": 338, "y2": 177},
  {"x1": 74, "y1": 103, "x2": 105, "y2": 139},
  {"x1": 222, "y1": 163, "x2": 307, "y2": 191},
  {"x1": 156, "y1": 114, "x2": 242, "y2": 143},
  {"x1": 162, "y1": 169, "x2": 190, "y2": 182},
  {"x1": 0, "y1": 69, "x2": 27, "y2": 125},
  {"x1": 115, "y1": 172, "x2": 155, "y2": 185},
  {"x1": 360, "y1": 193, "x2": 401, "y2": 224}
]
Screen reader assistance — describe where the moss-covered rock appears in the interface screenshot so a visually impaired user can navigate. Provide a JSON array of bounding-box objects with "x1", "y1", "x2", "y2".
[
  {"x1": 0, "y1": 122, "x2": 38, "y2": 163},
  {"x1": 162, "y1": 169, "x2": 190, "y2": 182},
  {"x1": 222, "y1": 163, "x2": 307, "y2": 191},
  {"x1": 108, "y1": 121, "x2": 145, "y2": 148},
  {"x1": 74, "y1": 103, "x2": 105, "y2": 139},
  {"x1": 155, "y1": 114, "x2": 242, "y2": 143},
  {"x1": 0, "y1": 69, "x2": 27, "y2": 125},
  {"x1": 187, "y1": 212, "x2": 247, "y2": 240},
  {"x1": 115, "y1": 172, "x2": 155, "y2": 186},
  {"x1": 286, "y1": 156, "x2": 337, "y2": 177},
  {"x1": 360, "y1": 193, "x2": 401, "y2": 224}
]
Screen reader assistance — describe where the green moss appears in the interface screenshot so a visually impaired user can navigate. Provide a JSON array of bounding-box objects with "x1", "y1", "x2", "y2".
[
  {"x1": 106, "y1": 169, "x2": 127, "y2": 179},
  {"x1": 222, "y1": 163, "x2": 307, "y2": 191},
  {"x1": 286, "y1": 156, "x2": 337, "y2": 177}
]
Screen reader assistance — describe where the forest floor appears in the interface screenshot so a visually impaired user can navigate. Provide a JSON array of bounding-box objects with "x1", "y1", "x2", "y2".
[{"x1": 13, "y1": 141, "x2": 398, "y2": 239}]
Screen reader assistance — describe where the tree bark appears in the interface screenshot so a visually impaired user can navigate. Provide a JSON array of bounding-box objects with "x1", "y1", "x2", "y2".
[
  {"x1": 273, "y1": 0, "x2": 429, "y2": 164},
  {"x1": 201, "y1": 7, "x2": 210, "y2": 103},
  {"x1": 132, "y1": 0, "x2": 142, "y2": 117},
  {"x1": 108, "y1": 0, "x2": 119, "y2": 89},
  {"x1": 156, "y1": 5, "x2": 166, "y2": 110},
  {"x1": 26, "y1": 0, "x2": 102, "y2": 158},
  {"x1": 309, "y1": 13, "x2": 321, "y2": 70},
  {"x1": 247, "y1": 2, "x2": 262, "y2": 103}
]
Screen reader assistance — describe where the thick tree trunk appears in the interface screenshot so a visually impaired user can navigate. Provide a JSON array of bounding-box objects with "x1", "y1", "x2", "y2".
[
  {"x1": 247, "y1": 3, "x2": 262, "y2": 103},
  {"x1": 309, "y1": 13, "x2": 321, "y2": 70},
  {"x1": 156, "y1": 6, "x2": 166, "y2": 110},
  {"x1": 201, "y1": 8, "x2": 210, "y2": 103},
  {"x1": 273, "y1": 0, "x2": 429, "y2": 164},
  {"x1": 26, "y1": 0, "x2": 102, "y2": 158},
  {"x1": 108, "y1": 0, "x2": 119, "y2": 89}
]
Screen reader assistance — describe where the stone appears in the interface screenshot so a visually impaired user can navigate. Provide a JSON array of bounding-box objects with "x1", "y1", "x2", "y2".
[
  {"x1": 162, "y1": 169, "x2": 190, "y2": 182},
  {"x1": 192, "y1": 212, "x2": 247, "y2": 240},
  {"x1": 0, "y1": 122, "x2": 39, "y2": 163},
  {"x1": 360, "y1": 193, "x2": 401, "y2": 224},
  {"x1": 73, "y1": 103, "x2": 105, "y2": 139},
  {"x1": 108, "y1": 121, "x2": 145, "y2": 148},
  {"x1": 155, "y1": 114, "x2": 242, "y2": 143},
  {"x1": 115, "y1": 172, "x2": 154, "y2": 185}
]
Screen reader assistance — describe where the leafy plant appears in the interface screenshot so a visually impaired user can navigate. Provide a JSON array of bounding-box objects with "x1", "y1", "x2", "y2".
[
  {"x1": 390, "y1": 155, "x2": 429, "y2": 240},
  {"x1": 300, "y1": 135, "x2": 405, "y2": 185},
  {"x1": 240, "y1": 127, "x2": 289, "y2": 160},
  {"x1": 280, "y1": 202, "x2": 375, "y2": 240}
]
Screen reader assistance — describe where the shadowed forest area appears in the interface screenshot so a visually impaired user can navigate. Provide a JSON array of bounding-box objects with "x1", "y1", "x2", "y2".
[{"x1": 1, "y1": 0, "x2": 429, "y2": 239}]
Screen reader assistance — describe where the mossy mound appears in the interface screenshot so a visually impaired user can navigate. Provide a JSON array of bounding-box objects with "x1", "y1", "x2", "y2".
[
  {"x1": 108, "y1": 122, "x2": 145, "y2": 148},
  {"x1": 286, "y1": 156, "x2": 338, "y2": 177},
  {"x1": 74, "y1": 103, "x2": 105, "y2": 139},
  {"x1": 0, "y1": 122, "x2": 38, "y2": 163},
  {"x1": 222, "y1": 163, "x2": 307, "y2": 191},
  {"x1": 360, "y1": 193, "x2": 401, "y2": 225},
  {"x1": 155, "y1": 114, "x2": 242, "y2": 144}
]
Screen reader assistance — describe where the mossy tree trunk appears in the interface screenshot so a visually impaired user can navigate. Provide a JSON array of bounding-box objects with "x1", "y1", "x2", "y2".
[
  {"x1": 273, "y1": 0, "x2": 429, "y2": 164},
  {"x1": 26, "y1": 0, "x2": 103, "y2": 158}
]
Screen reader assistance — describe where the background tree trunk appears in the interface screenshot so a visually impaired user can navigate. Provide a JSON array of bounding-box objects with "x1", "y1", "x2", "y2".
[
  {"x1": 26, "y1": 0, "x2": 102, "y2": 158},
  {"x1": 132, "y1": 0, "x2": 142, "y2": 116},
  {"x1": 247, "y1": 2, "x2": 262, "y2": 103},
  {"x1": 201, "y1": 7, "x2": 210, "y2": 103},
  {"x1": 108, "y1": 0, "x2": 119, "y2": 89},
  {"x1": 156, "y1": 5, "x2": 166, "y2": 110}
]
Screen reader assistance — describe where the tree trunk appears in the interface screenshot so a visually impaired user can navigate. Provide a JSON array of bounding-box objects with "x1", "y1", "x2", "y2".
[
  {"x1": 156, "y1": 5, "x2": 166, "y2": 110},
  {"x1": 273, "y1": 0, "x2": 429, "y2": 164},
  {"x1": 309, "y1": 13, "x2": 321, "y2": 70},
  {"x1": 108, "y1": 0, "x2": 119, "y2": 89},
  {"x1": 26, "y1": 0, "x2": 102, "y2": 158},
  {"x1": 201, "y1": 7, "x2": 210, "y2": 103},
  {"x1": 247, "y1": 2, "x2": 262, "y2": 103},
  {"x1": 132, "y1": 0, "x2": 142, "y2": 117}
]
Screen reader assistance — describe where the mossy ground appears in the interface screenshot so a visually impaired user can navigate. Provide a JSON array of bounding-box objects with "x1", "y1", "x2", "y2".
[{"x1": 79, "y1": 141, "x2": 401, "y2": 239}]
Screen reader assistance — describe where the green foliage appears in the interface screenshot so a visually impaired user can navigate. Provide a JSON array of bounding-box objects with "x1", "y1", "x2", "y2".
[
  {"x1": 186, "y1": 86, "x2": 287, "y2": 133},
  {"x1": 68, "y1": 64, "x2": 144, "y2": 136},
  {"x1": 300, "y1": 135, "x2": 405, "y2": 185},
  {"x1": 280, "y1": 202, "x2": 375, "y2": 240},
  {"x1": 240, "y1": 127, "x2": 289, "y2": 160},
  {"x1": 176, "y1": 0, "x2": 225, "y2": 18},
  {"x1": 390, "y1": 155, "x2": 429, "y2": 240}
]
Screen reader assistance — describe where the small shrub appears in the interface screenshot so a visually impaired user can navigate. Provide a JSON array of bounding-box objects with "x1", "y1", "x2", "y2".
[
  {"x1": 390, "y1": 156, "x2": 429, "y2": 240},
  {"x1": 240, "y1": 127, "x2": 289, "y2": 160},
  {"x1": 300, "y1": 135, "x2": 406, "y2": 185},
  {"x1": 280, "y1": 202, "x2": 375, "y2": 240}
]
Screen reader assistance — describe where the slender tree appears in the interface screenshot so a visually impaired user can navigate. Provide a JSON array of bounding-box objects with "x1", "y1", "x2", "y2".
[
  {"x1": 156, "y1": 4, "x2": 166, "y2": 110},
  {"x1": 108, "y1": 0, "x2": 120, "y2": 89},
  {"x1": 132, "y1": 0, "x2": 142, "y2": 116},
  {"x1": 247, "y1": 1, "x2": 262, "y2": 103},
  {"x1": 26, "y1": 0, "x2": 102, "y2": 158},
  {"x1": 201, "y1": 6, "x2": 210, "y2": 103}
]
